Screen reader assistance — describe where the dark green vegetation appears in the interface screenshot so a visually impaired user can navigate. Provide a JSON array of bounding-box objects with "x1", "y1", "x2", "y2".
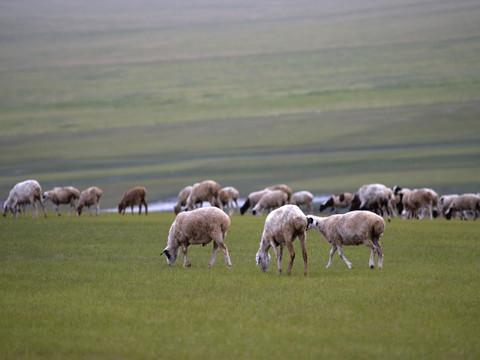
[
  {"x1": 1, "y1": 0, "x2": 479, "y2": 207},
  {"x1": 1, "y1": 213, "x2": 479, "y2": 359}
]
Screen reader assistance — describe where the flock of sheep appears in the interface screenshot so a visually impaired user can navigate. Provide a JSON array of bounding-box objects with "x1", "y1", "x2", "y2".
[{"x1": 3, "y1": 178, "x2": 479, "y2": 275}]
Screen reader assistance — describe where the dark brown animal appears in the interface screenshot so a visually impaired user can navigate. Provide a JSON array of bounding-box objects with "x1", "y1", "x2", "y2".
[{"x1": 118, "y1": 186, "x2": 148, "y2": 215}]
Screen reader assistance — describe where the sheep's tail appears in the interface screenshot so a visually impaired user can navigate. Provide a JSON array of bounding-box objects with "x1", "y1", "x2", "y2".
[
  {"x1": 372, "y1": 219, "x2": 385, "y2": 239},
  {"x1": 240, "y1": 198, "x2": 250, "y2": 215}
]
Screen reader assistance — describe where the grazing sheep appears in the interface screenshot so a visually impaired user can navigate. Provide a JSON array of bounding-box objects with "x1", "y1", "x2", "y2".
[
  {"x1": 252, "y1": 190, "x2": 288, "y2": 216},
  {"x1": 350, "y1": 184, "x2": 395, "y2": 220},
  {"x1": 43, "y1": 186, "x2": 80, "y2": 216},
  {"x1": 401, "y1": 188, "x2": 435, "y2": 220},
  {"x1": 438, "y1": 194, "x2": 459, "y2": 218},
  {"x1": 185, "y1": 180, "x2": 221, "y2": 211},
  {"x1": 255, "y1": 205, "x2": 308, "y2": 275},
  {"x1": 161, "y1": 207, "x2": 231, "y2": 268},
  {"x1": 240, "y1": 189, "x2": 270, "y2": 215},
  {"x1": 118, "y1": 186, "x2": 148, "y2": 215},
  {"x1": 306, "y1": 211, "x2": 385, "y2": 269},
  {"x1": 320, "y1": 192, "x2": 354, "y2": 214},
  {"x1": 2, "y1": 179, "x2": 47, "y2": 218},
  {"x1": 291, "y1": 190, "x2": 314, "y2": 214},
  {"x1": 173, "y1": 185, "x2": 193, "y2": 215},
  {"x1": 445, "y1": 194, "x2": 480, "y2": 220},
  {"x1": 76, "y1": 186, "x2": 102, "y2": 216},
  {"x1": 218, "y1": 186, "x2": 240, "y2": 215},
  {"x1": 265, "y1": 184, "x2": 292, "y2": 202}
]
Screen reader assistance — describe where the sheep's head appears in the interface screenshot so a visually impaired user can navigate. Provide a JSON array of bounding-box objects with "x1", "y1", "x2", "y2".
[
  {"x1": 118, "y1": 202, "x2": 125, "y2": 214},
  {"x1": 2, "y1": 203, "x2": 9, "y2": 217},
  {"x1": 255, "y1": 249, "x2": 271, "y2": 272},
  {"x1": 306, "y1": 216, "x2": 315, "y2": 230},
  {"x1": 161, "y1": 246, "x2": 179, "y2": 266},
  {"x1": 42, "y1": 192, "x2": 49, "y2": 202}
]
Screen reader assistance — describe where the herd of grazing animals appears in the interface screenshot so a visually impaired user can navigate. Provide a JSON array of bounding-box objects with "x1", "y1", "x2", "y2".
[{"x1": 3, "y1": 179, "x2": 479, "y2": 275}]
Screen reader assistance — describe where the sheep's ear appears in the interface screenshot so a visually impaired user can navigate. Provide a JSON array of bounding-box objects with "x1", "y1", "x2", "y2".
[
  {"x1": 161, "y1": 249, "x2": 171, "y2": 259},
  {"x1": 307, "y1": 217, "x2": 313, "y2": 224}
]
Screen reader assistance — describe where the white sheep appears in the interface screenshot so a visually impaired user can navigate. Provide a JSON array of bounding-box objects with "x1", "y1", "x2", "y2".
[
  {"x1": 2, "y1": 179, "x2": 47, "y2": 218},
  {"x1": 306, "y1": 211, "x2": 385, "y2": 269},
  {"x1": 320, "y1": 192, "x2": 354, "y2": 213},
  {"x1": 240, "y1": 189, "x2": 270, "y2": 215},
  {"x1": 255, "y1": 205, "x2": 308, "y2": 275},
  {"x1": 76, "y1": 186, "x2": 102, "y2": 216},
  {"x1": 445, "y1": 193, "x2": 480, "y2": 220},
  {"x1": 43, "y1": 186, "x2": 80, "y2": 216},
  {"x1": 218, "y1": 186, "x2": 240, "y2": 215},
  {"x1": 173, "y1": 185, "x2": 192, "y2": 215},
  {"x1": 290, "y1": 190, "x2": 314, "y2": 214},
  {"x1": 185, "y1": 180, "x2": 221, "y2": 211},
  {"x1": 118, "y1": 186, "x2": 148, "y2": 215},
  {"x1": 252, "y1": 190, "x2": 288, "y2": 216},
  {"x1": 438, "y1": 194, "x2": 459, "y2": 218},
  {"x1": 265, "y1": 184, "x2": 292, "y2": 202},
  {"x1": 351, "y1": 183, "x2": 396, "y2": 220},
  {"x1": 401, "y1": 188, "x2": 435, "y2": 220},
  {"x1": 161, "y1": 207, "x2": 231, "y2": 268}
]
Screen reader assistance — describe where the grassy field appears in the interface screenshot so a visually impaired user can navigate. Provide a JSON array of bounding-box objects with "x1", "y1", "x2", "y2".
[
  {"x1": 1, "y1": 0, "x2": 480, "y2": 206},
  {"x1": 1, "y1": 212, "x2": 479, "y2": 359}
]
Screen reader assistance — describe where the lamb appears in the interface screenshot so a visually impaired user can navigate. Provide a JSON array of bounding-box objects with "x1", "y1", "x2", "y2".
[
  {"x1": 255, "y1": 205, "x2": 308, "y2": 275},
  {"x1": 173, "y1": 185, "x2": 192, "y2": 215},
  {"x1": 185, "y1": 180, "x2": 221, "y2": 211},
  {"x1": 320, "y1": 192, "x2": 354, "y2": 214},
  {"x1": 445, "y1": 193, "x2": 480, "y2": 220},
  {"x1": 2, "y1": 179, "x2": 47, "y2": 218},
  {"x1": 252, "y1": 190, "x2": 288, "y2": 216},
  {"x1": 306, "y1": 211, "x2": 385, "y2": 269},
  {"x1": 240, "y1": 189, "x2": 270, "y2": 215},
  {"x1": 43, "y1": 186, "x2": 80, "y2": 216},
  {"x1": 290, "y1": 190, "x2": 314, "y2": 214},
  {"x1": 161, "y1": 207, "x2": 231, "y2": 268},
  {"x1": 218, "y1": 186, "x2": 240, "y2": 215},
  {"x1": 76, "y1": 186, "x2": 102, "y2": 216},
  {"x1": 118, "y1": 186, "x2": 148, "y2": 215}
]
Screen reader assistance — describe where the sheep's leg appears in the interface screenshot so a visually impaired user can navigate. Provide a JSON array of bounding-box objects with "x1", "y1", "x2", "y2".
[
  {"x1": 326, "y1": 245, "x2": 337, "y2": 268},
  {"x1": 298, "y1": 232, "x2": 308, "y2": 275},
  {"x1": 54, "y1": 203, "x2": 60, "y2": 216},
  {"x1": 285, "y1": 242, "x2": 296, "y2": 276},
  {"x1": 143, "y1": 200, "x2": 148, "y2": 215},
  {"x1": 365, "y1": 241, "x2": 377, "y2": 269},
  {"x1": 95, "y1": 203, "x2": 100, "y2": 216},
  {"x1": 39, "y1": 200, "x2": 47, "y2": 218},
  {"x1": 336, "y1": 245, "x2": 353, "y2": 269},
  {"x1": 182, "y1": 245, "x2": 191, "y2": 267},
  {"x1": 31, "y1": 200, "x2": 38, "y2": 219},
  {"x1": 373, "y1": 239, "x2": 383, "y2": 269},
  {"x1": 270, "y1": 242, "x2": 281, "y2": 274}
]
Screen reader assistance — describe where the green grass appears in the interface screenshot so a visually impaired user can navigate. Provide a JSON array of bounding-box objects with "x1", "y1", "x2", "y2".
[{"x1": 1, "y1": 213, "x2": 479, "y2": 359}]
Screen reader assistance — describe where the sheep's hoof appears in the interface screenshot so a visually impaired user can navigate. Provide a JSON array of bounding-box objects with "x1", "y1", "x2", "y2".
[
  {"x1": 370, "y1": 265, "x2": 374, "y2": 269},
  {"x1": 184, "y1": 263, "x2": 191, "y2": 267}
]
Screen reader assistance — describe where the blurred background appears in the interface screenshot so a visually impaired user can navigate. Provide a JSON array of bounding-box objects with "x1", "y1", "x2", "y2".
[{"x1": 1, "y1": 0, "x2": 479, "y2": 209}]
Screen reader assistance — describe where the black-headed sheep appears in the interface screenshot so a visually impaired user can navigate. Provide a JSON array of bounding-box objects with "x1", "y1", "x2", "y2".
[
  {"x1": 320, "y1": 192, "x2": 354, "y2": 214},
  {"x1": 240, "y1": 189, "x2": 270, "y2": 215},
  {"x1": 118, "y1": 186, "x2": 148, "y2": 215},
  {"x1": 218, "y1": 186, "x2": 240, "y2": 215},
  {"x1": 307, "y1": 211, "x2": 385, "y2": 269},
  {"x1": 291, "y1": 190, "x2": 314, "y2": 214},
  {"x1": 185, "y1": 180, "x2": 221, "y2": 211},
  {"x1": 255, "y1": 205, "x2": 308, "y2": 275},
  {"x1": 161, "y1": 207, "x2": 231, "y2": 268},
  {"x1": 43, "y1": 186, "x2": 80, "y2": 216},
  {"x1": 252, "y1": 190, "x2": 288, "y2": 216},
  {"x1": 2, "y1": 179, "x2": 47, "y2": 218},
  {"x1": 173, "y1": 185, "x2": 192, "y2": 215},
  {"x1": 76, "y1": 186, "x2": 102, "y2": 216},
  {"x1": 445, "y1": 194, "x2": 480, "y2": 220}
]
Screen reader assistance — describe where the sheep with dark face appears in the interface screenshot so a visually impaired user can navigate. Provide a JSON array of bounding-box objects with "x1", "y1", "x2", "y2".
[
  {"x1": 445, "y1": 194, "x2": 480, "y2": 220},
  {"x1": 320, "y1": 192, "x2": 354, "y2": 213},
  {"x1": 76, "y1": 186, "x2": 102, "y2": 216},
  {"x1": 43, "y1": 186, "x2": 80, "y2": 216},
  {"x1": 2, "y1": 179, "x2": 47, "y2": 218},
  {"x1": 118, "y1": 186, "x2": 148, "y2": 215},
  {"x1": 307, "y1": 211, "x2": 385, "y2": 269},
  {"x1": 240, "y1": 189, "x2": 270, "y2": 215},
  {"x1": 255, "y1": 205, "x2": 308, "y2": 275},
  {"x1": 161, "y1": 207, "x2": 231, "y2": 268}
]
